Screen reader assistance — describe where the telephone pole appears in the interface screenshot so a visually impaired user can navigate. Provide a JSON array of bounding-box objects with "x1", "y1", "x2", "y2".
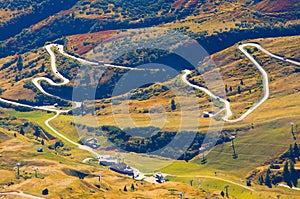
[
  {"x1": 224, "y1": 185, "x2": 229, "y2": 198},
  {"x1": 231, "y1": 139, "x2": 238, "y2": 159},
  {"x1": 97, "y1": 174, "x2": 102, "y2": 182},
  {"x1": 291, "y1": 122, "x2": 296, "y2": 140},
  {"x1": 190, "y1": 180, "x2": 193, "y2": 186},
  {"x1": 16, "y1": 163, "x2": 21, "y2": 179},
  {"x1": 34, "y1": 167, "x2": 39, "y2": 178}
]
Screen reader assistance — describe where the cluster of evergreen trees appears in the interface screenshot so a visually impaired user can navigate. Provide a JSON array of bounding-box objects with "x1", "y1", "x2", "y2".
[
  {"x1": 99, "y1": 125, "x2": 236, "y2": 161},
  {"x1": 282, "y1": 160, "x2": 298, "y2": 187},
  {"x1": 123, "y1": 183, "x2": 135, "y2": 192},
  {"x1": 259, "y1": 143, "x2": 300, "y2": 188},
  {"x1": 283, "y1": 143, "x2": 300, "y2": 187}
]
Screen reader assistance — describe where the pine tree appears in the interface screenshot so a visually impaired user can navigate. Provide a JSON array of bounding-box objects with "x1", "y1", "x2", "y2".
[
  {"x1": 265, "y1": 168, "x2": 272, "y2": 188},
  {"x1": 237, "y1": 86, "x2": 241, "y2": 94},
  {"x1": 225, "y1": 84, "x2": 228, "y2": 93},
  {"x1": 123, "y1": 185, "x2": 127, "y2": 192},
  {"x1": 220, "y1": 190, "x2": 225, "y2": 197},
  {"x1": 34, "y1": 127, "x2": 41, "y2": 139},
  {"x1": 271, "y1": 173, "x2": 277, "y2": 185},
  {"x1": 229, "y1": 86, "x2": 233, "y2": 92},
  {"x1": 258, "y1": 175, "x2": 264, "y2": 185},
  {"x1": 41, "y1": 63, "x2": 45, "y2": 72},
  {"x1": 20, "y1": 127, "x2": 25, "y2": 136},
  {"x1": 283, "y1": 161, "x2": 291, "y2": 187},
  {"x1": 171, "y1": 99, "x2": 176, "y2": 111},
  {"x1": 240, "y1": 79, "x2": 244, "y2": 85},
  {"x1": 41, "y1": 139, "x2": 45, "y2": 145},
  {"x1": 131, "y1": 183, "x2": 135, "y2": 191},
  {"x1": 294, "y1": 143, "x2": 299, "y2": 161},
  {"x1": 17, "y1": 56, "x2": 23, "y2": 71},
  {"x1": 289, "y1": 160, "x2": 297, "y2": 187}
]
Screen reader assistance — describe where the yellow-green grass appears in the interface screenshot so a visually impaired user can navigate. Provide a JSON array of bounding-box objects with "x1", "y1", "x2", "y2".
[
  {"x1": 5, "y1": 109, "x2": 58, "y2": 138},
  {"x1": 84, "y1": 35, "x2": 300, "y2": 132},
  {"x1": 3, "y1": 109, "x2": 174, "y2": 173},
  {"x1": 47, "y1": 83, "x2": 300, "y2": 174},
  {"x1": 203, "y1": 119, "x2": 294, "y2": 176},
  {"x1": 107, "y1": 151, "x2": 174, "y2": 173},
  {"x1": 0, "y1": 127, "x2": 73, "y2": 167},
  {"x1": 170, "y1": 176, "x2": 300, "y2": 199},
  {"x1": 0, "y1": 129, "x2": 212, "y2": 199},
  {"x1": 4, "y1": 109, "x2": 93, "y2": 160},
  {"x1": 3, "y1": 89, "x2": 299, "y2": 197},
  {"x1": 48, "y1": 115, "x2": 175, "y2": 172},
  {"x1": 159, "y1": 90, "x2": 300, "y2": 185},
  {"x1": 63, "y1": 85, "x2": 300, "y2": 136},
  {"x1": 49, "y1": 116, "x2": 79, "y2": 142},
  {"x1": 162, "y1": 115, "x2": 298, "y2": 176},
  {"x1": 1, "y1": 35, "x2": 300, "y2": 197},
  {"x1": 5, "y1": 55, "x2": 300, "y2": 176}
]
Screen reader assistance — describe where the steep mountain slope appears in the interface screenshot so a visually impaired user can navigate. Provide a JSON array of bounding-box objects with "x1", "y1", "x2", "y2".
[
  {"x1": 1, "y1": 0, "x2": 299, "y2": 58},
  {"x1": 0, "y1": 1, "x2": 299, "y2": 198},
  {"x1": 0, "y1": 0, "x2": 78, "y2": 40},
  {"x1": 87, "y1": 35, "x2": 300, "y2": 129},
  {"x1": 253, "y1": 0, "x2": 300, "y2": 12}
]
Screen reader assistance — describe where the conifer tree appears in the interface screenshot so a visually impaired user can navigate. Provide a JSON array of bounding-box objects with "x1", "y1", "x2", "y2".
[
  {"x1": 283, "y1": 161, "x2": 291, "y2": 187},
  {"x1": 171, "y1": 99, "x2": 176, "y2": 111},
  {"x1": 265, "y1": 168, "x2": 272, "y2": 188},
  {"x1": 289, "y1": 160, "x2": 297, "y2": 187},
  {"x1": 238, "y1": 86, "x2": 241, "y2": 94},
  {"x1": 20, "y1": 127, "x2": 25, "y2": 135},
  {"x1": 289, "y1": 144, "x2": 295, "y2": 162},
  {"x1": 17, "y1": 56, "x2": 23, "y2": 71},
  {"x1": 258, "y1": 175, "x2": 264, "y2": 185},
  {"x1": 240, "y1": 79, "x2": 244, "y2": 85}
]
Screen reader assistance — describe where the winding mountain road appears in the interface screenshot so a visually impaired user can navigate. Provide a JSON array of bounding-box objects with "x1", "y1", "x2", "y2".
[
  {"x1": 0, "y1": 42, "x2": 299, "y2": 196},
  {"x1": 1, "y1": 42, "x2": 299, "y2": 151},
  {"x1": 182, "y1": 43, "x2": 300, "y2": 123},
  {"x1": 0, "y1": 42, "x2": 299, "y2": 157},
  {"x1": 0, "y1": 43, "x2": 150, "y2": 175},
  {"x1": 31, "y1": 44, "x2": 70, "y2": 98},
  {"x1": 0, "y1": 44, "x2": 100, "y2": 158},
  {"x1": 0, "y1": 43, "x2": 153, "y2": 159}
]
